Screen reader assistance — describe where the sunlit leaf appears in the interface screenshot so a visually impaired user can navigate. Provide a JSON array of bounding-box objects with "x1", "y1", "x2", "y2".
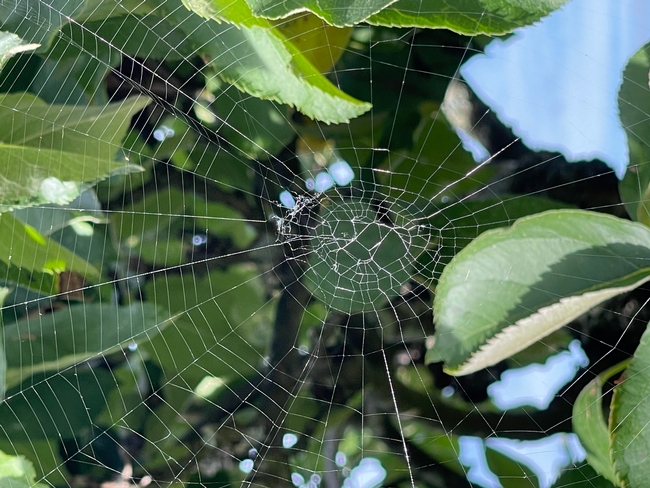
[
  {"x1": 180, "y1": 0, "x2": 371, "y2": 123},
  {"x1": 0, "y1": 93, "x2": 148, "y2": 210},
  {"x1": 367, "y1": 0, "x2": 569, "y2": 34},
  {"x1": 0, "y1": 212, "x2": 99, "y2": 287},
  {"x1": 0, "y1": 31, "x2": 39, "y2": 70},
  {"x1": 573, "y1": 361, "x2": 627, "y2": 485},
  {"x1": 245, "y1": 0, "x2": 568, "y2": 32},
  {"x1": 619, "y1": 44, "x2": 650, "y2": 225},
  {"x1": 0, "y1": 449, "x2": 47, "y2": 488},
  {"x1": 432, "y1": 210, "x2": 650, "y2": 375},
  {"x1": 610, "y1": 326, "x2": 650, "y2": 488},
  {"x1": 0, "y1": 369, "x2": 116, "y2": 442},
  {"x1": 245, "y1": 0, "x2": 394, "y2": 27}
]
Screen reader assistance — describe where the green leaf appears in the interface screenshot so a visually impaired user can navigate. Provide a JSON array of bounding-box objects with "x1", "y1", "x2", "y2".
[
  {"x1": 0, "y1": 369, "x2": 116, "y2": 442},
  {"x1": 619, "y1": 44, "x2": 650, "y2": 224},
  {"x1": 610, "y1": 326, "x2": 650, "y2": 488},
  {"x1": 3, "y1": 302, "x2": 168, "y2": 390},
  {"x1": 573, "y1": 361, "x2": 627, "y2": 485},
  {"x1": 305, "y1": 197, "x2": 429, "y2": 313},
  {"x1": 367, "y1": 0, "x2": 569, "y2": 34},
  {"x1": 0, "y1": 0, "x2": 85, "y2": 52},
  {"x1": 552, "y1": 463, "x2": 618, "y2": 488},
  {"x1": 0, "y1": 93, "x2": 148, "y2": 210},
  {"x1": 143, "y1": 266, "x2": 273, "y2": 388},
  {"x1": 245, "y1": 0, "x2": 394, "y2": 26},
  {"x1": 0, "y1": 31, "x2": 39, "y2": 70},
  {"x1": 0, "y1": 288, "x2": 10, "y2": 401},
  {"x1": 0, "y1": 449, "x2": 47, "y2": 488},
  {"x1": 0, "y1": 212, "x2": 99, "y2": 287},
  {"x1": 178, "y1": 0, "x2": 371, "y2": 123},
  {"x1": 381, "y1": 107, "x2": 493, "y2": 206},
  {"x1": 207, "y1": 85, "x2": 295, "y2": 159},
  {"x1": 432, "y1": 210, "x2": 650, "y2": 376}
]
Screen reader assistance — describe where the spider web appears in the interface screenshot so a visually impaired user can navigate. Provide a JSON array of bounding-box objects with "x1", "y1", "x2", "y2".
[{"x1": 0, "y1": 1, "x2": 646, "y2": 488}]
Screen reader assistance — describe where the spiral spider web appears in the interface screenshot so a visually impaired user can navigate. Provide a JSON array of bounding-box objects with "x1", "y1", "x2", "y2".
[{"x1": 0, "y1": 1, "x2": 648, "y2": 488}]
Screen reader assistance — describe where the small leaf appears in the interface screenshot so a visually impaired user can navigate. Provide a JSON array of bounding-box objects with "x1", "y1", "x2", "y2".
[
  {"x1": 0, "y1": 213, "x2": 99, "y2": 284},
  {"x1": 610, "y1": 326, "x2": 650, "y2": 488},
  {"x1": 573, "y1": 361, "x2": 627, "y2": 485},
  {"x1": 367, "y1": 0, "x2": 569, "y2": 34},
  {"x1": 0, "y1": 31, "x2": 39, "y2": 70},
  {"x1": 0, "y1": 449, "x2": 47, "y2": 488},
  {"x1": 433, "y1": 210, "x2": 650, "y2": 375}
]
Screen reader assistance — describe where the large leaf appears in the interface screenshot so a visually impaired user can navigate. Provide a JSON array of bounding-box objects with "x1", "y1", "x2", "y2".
[
  {"x1": 0, "y1": 369, "x2": 116, "y2": 442},
  {"x1": 179, "y1": 0, "x2": 371, "y2": 123},
  {"x1": 573, "y1": 361, "x2": 627, "y2": 485},
  {"x1": 3, "y1": 302, "x2": 168, "y2": 390},
  {"x1": 244, "y1": 0, "x2": 568, "y2": 32},
  {"x1": 143, "y1": 265, "x2": 273, "y2": 388},
  {"x1": 610, "y1": 326, "x2": 650, "y2": 488},
  {"x1": 619, "y1": 45, "x2": 650, "y2": 225},
  {"x1": 367, "y1": 0, "x2": 569, "y2": 34},
  {"x1": 432, "y1": 210, "x2": 650, "y2": 375},
  {"x1": 0, "y1": 93, "x2": 148, "y2": 210}
]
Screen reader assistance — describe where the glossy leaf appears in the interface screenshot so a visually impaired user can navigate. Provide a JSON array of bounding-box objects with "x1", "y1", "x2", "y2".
[
  {"x1": 3, "y1": 302, "x2": 168, "y2": 390},
  {"x1": 573, "y1": 361, "x2": 627, "y2": 485},
  {"x1": 0, "y1": 94, "x2": 148, "y2": 210},
  {"x1": 619, "y1": 44, "x2": 650, "y2": 225},
  {"x1": 433, "y1": 210, "x2": 650, "y2": 375},
  {"x1": 368, "y1": 0, "x2": 569, "y2": 34},
  {"x1": 180, "y1": 0, "x2": 371, "y2": 123},
  {"x1": 245, "y1": 0, "x2": 394, "y2": 26},
  {"x1": 610, "y1": 326, "x2": 650, "y2": 488}
]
